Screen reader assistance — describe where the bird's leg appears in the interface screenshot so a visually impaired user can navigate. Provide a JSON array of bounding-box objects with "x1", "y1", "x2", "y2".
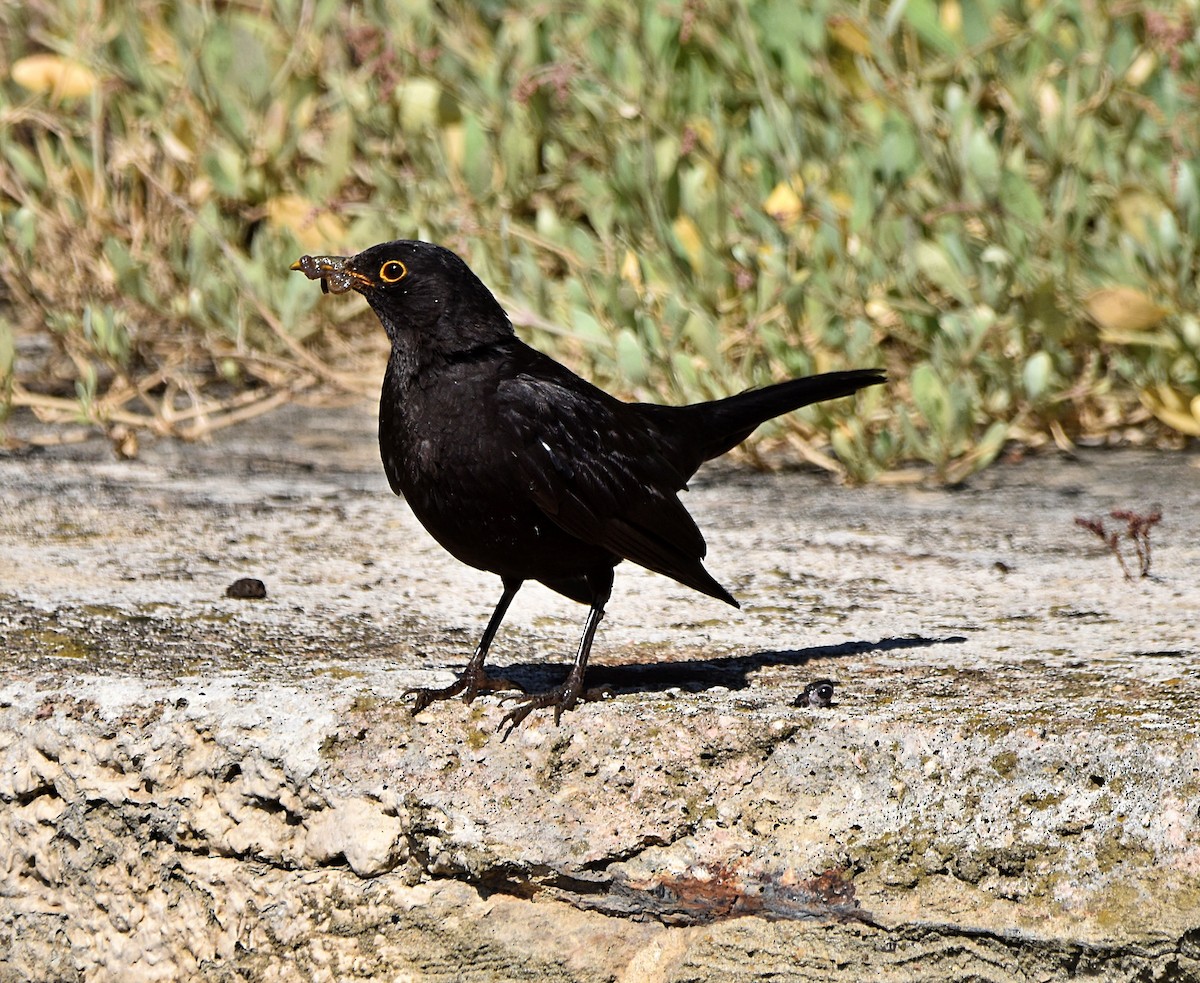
[
  {"x1": 498, "y1": 585, "x2": 609, "y2": 739},
  {"x1": 407, "y1": 580, "x2": 523, "y2": 713}
]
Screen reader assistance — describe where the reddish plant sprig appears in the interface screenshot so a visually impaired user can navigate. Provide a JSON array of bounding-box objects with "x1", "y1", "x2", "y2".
[
  {"x1": 1074, "y1": 508, "x2": 1163, "y2": 580},
  {"x1": 1110, "y1": 508, "x2": 1162, "y2": 578}
]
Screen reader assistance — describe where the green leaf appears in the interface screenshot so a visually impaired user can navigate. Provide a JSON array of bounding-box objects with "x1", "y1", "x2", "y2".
[
  {"x1": 879, "y1": 120, "x2": 917, "y2": 182},
  {"x1": 999, "y1": 170, "x2": 1045, "y2": 227},
  {"x1": 960, "y1": 0, "x2": 998, "y2": 47},
  {"x1": 1022, "y1": 351, "x2": 1053, "y2": 400},
  {"x1": 901, "y1": 0, "x2": 959, "y2": 54},
  {"x1": 2, "y1": 143, "x2": 45, "y2": 191},
  {"x1": 462, "y1": 114, "x2": 492, "y2": 198},
  {"x1": 0, "y1": 318, "x2": 14, "y2": 384},
  {"x1": 973, "y1": 420, "x2": 1010, "y2": 470},
  {"x1": 202, "y1": 142, "x2": 244, "y2": 197},
  {"x1": 915, "y1": 241, "x2": 970, "y2": 303},
  {"x1": 615, "y1": 328, "x2": 649, "y2": 383},
  {"x1": 682, "y1": 311, "x2": 721, "y2": 366},
  {"x1": 966, "y1": 129, "x2": 1000, "y2": 197},
  {"x1": 313, "y1": 108, "x2": 353, "y2": 199},
  {"x1": 910, "y1": 363, "x2": 952, "y2": 432},
  {"x1": 671, "y1": 351, "x2": 699, "y2": 392}
]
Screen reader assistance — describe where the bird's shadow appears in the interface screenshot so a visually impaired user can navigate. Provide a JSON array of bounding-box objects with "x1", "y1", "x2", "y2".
[{"x1": 492, "y1": 635, "x2": 966, "y2": 697}]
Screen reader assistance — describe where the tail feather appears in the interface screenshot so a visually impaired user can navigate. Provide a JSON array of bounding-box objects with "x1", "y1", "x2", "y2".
[{"x1": 639, "y1": 368, "x2": 886, "y2": 469}]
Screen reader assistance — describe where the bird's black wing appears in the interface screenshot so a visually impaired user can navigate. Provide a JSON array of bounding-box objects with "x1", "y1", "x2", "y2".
[{"x1": 497, "y1": 371, "x2": 737, "y2": 606}]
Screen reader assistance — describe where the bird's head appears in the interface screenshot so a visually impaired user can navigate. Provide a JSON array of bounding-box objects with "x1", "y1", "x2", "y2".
[{"x1": 291, "y1": 240, "x2": 511, "y2": 353}]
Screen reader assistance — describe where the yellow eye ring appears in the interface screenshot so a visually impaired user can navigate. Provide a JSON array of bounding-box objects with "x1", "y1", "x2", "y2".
[{"x1": 379, "y1": 259, "x2": 408, "y2": 283}]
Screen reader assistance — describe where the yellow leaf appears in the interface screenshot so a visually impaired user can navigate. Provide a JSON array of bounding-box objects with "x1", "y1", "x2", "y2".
[
  {"x1": 1115, "y1": 188, "x2": 1167, "y2": 246},
  {"x1": 763, "y1": 180, "x2": 804, "y2": 227},
  {"x1": 265, "y1": 195, "x2": 347, "y2": 251},
  {"x1": 865, "y1": 298, "x2": 900, "y2": 330},
  {"x1": 144, "y1": 22, "x2": 179, "y2": 67},
  {"x1": 1155, "y1": 383, "x2": 1186, "y2": 413},
  {"x1": 1084, "y1": 287, "x2": 1167, "y2": 335},
  {"x1": 620, "y1": 249, "x2": 642, "y2": 290},
  {"x1": 827, "y1": 15, "x2": 872, "y2": 56},
  {"x1": 1125, "y1": 49, "x2": 1157, "y2": 88},
  {"x1": 941, "y1": 0, "x2": 963, "y2": 36},
  {"x1": 1141, "y1": 389, "x2": 1200, "y2": 437},
  {"x1": 826, "y1": 190, "x2": 854, "y2": 217},
  {"x1": 160, "y1": 130, "x2": 192, "y2": 165},
  {"x1": 442, "y1": 123, "x2": 465, "y2": 173},
  {"x1": 11, "y1": 54, "x2": 98, "y2": 99},
  {"x1": 394, "y1": 78, "x2": 442, "y2": 134},
  {"x1": 672, "y1": 216, "x2": 704, "y2": 271},
  {"x1": 1036, "y1": 81, "x2": 1062, "y2": 124}
]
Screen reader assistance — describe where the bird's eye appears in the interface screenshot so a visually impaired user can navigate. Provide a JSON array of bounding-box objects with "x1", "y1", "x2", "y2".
[{"x1": 379, "y1": 260, "x2": 408, "y2": 283}]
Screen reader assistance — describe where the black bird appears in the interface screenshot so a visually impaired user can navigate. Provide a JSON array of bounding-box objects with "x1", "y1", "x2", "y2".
[{"x1": 292, "y1": 241, "x2": 885, "y2": 733}]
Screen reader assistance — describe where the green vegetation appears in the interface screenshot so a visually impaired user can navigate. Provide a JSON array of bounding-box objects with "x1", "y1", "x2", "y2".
[{"x1": 2, "y1": 0, "x2": 1198, "y2": 480}]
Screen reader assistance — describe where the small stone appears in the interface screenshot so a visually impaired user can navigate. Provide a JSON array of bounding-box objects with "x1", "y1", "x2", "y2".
[{"x1": 226, "y1": 578, "x2": 267, "y2": 600}]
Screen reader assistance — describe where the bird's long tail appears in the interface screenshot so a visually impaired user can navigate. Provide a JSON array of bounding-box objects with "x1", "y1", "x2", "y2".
[{"x1": 642, "y1": 368, "x2": 886, "y2": 468}]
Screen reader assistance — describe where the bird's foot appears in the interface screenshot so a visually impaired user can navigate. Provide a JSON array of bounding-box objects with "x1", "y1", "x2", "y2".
[
  {"x1": 497, "y1": 676, "x2": 588, "y2": 740},
  {"x1": 406, "y1": 669, "x2": 521, "y2": 714}
]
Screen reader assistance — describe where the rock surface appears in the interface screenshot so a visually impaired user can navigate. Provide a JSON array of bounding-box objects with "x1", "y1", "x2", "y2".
[{"x1": 2, "y1": 403, "x2": 1198, "y2": 982}]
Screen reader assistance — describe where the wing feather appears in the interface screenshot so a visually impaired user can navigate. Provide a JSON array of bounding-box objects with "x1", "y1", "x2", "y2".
[{"x1": 498, "y1": 373, "x2": 735, "y2": 604}]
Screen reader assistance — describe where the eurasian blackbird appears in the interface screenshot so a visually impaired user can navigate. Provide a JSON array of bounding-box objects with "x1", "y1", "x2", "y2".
[{"x1": 292, "y1": 240, "x2": 885, "y2": 734}]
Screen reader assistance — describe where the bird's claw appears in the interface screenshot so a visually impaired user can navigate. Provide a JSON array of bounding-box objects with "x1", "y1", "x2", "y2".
[
  {"x1": 405, "y1": 672, "x2": 521, "y2": 714},
  {"x1": 497, "y1": 682, "x2": 583, "y2": 740},
  {"x1": 405, "y1": 683, "x2": 459, "y2": 714}
]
